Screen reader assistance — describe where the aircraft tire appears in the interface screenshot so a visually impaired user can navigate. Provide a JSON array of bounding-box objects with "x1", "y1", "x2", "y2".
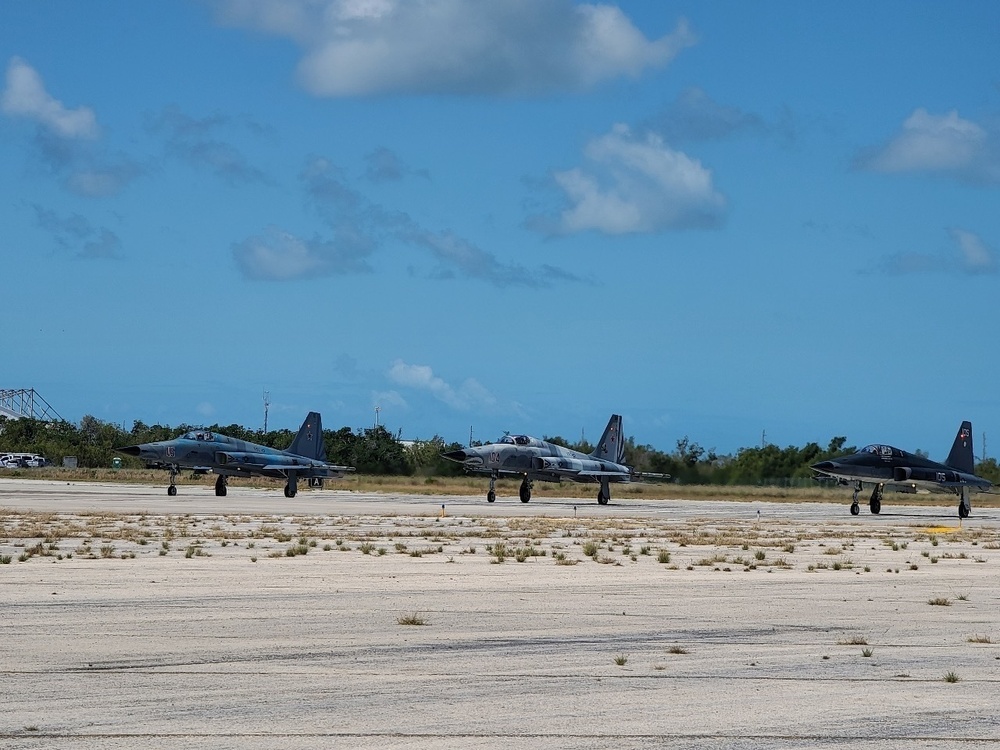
[
  {"x1": 167, "y1": 485, "x2": 177, "y2": 496},
  {"x1": 958, "y1": 504, "x2": 970, "y2": 519},
  {"x1": 850, "y1": 503, "x2": 860, "y2": 516},
  {"x1": 519, "y1": 489, "x2": 530, "y2": 503},
  {"x1": 597, "y1": 491, "x2": 609, "y2": 505},
  {"x1": 487, "y1": 490, "x2": 496, "y2": 503},
  {"x1": 284, "y1": 485, "x2": 296, "y2": 499},
  {"x1": 215, "y1": 477, "x2": 227, "y2": 497},
  {"x1": 870, "y1": 499, "x2": 881, "y2": 515}
]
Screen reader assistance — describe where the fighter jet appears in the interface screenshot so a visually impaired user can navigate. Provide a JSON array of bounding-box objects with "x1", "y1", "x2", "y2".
[
  {"x1": 441, "y1": 414, "x2": 666, "y2": 504},
  {"x1": 117, "y1": 411, "x2": 354, "y2": 497},
  {"x1": 810, "y1": 420, "x2": 991, "y2": 518}
]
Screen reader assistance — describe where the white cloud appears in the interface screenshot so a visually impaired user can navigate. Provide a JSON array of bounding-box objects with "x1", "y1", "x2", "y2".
[
  {"x1": 232, "y1": 225, "x2": 373, "y2": 280},
  {"x1": 213, "y1": 0, "x2": 694, "y2": 96},
  {"x1": 387, "y1": 360, "x2": 496, "y2": 411},
  {"x1": 539, "y1": 123, "x2": 726, "y2": 234},
  {"x1": 950, "y1": 228, "x2": 996, "y2": 274},
  {"x1": 1, "y1": 57, "x2": 98, "y2": 138},
  {"x1": 859, "y1": 108, "x2": 1000, "y2": 185},
  {"x1": 882, "y1": 228, "x2": 996, "y2": 276},
  {"x1": 372, "y1": 390, "x2": 408, "y2": 410}
]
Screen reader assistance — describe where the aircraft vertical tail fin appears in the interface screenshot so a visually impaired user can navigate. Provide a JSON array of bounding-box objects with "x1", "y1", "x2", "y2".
[
  {"x1": 288, "y1": 412, "x2": 325, "y2": 461},
  {"x1": 945, "y1": 420, "x2": 974, "y2": 474},
  {"x1": 591, "y1": 414, "x2": 625, "y2": 464}
]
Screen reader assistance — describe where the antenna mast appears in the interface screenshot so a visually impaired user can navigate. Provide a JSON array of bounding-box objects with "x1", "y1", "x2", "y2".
[{"x1": 262, "y1": 390, "x2": 270, "y2": 433}]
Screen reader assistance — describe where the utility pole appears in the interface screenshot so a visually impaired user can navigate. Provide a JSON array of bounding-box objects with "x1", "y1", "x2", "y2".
[
  {"x1": 262, "y1": 390, "x2": 270, "y2": 434},
  {"x1": 983, "y1": 432, "x2": 987, "y2": 462},
  {"x1": 374, "y1": 405, "x2": 381, "y2": 429},
  {"x1": 469, "y1": 425, "x2": 474, "y2": 446}
]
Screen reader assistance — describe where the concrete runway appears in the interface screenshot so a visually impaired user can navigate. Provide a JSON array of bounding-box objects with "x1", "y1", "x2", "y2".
[
  {"x1": 0, "y1": 476, "x2": 988, "y2": 523},
  {"x1": 2, "y1": 478, "x2": 1000, "y2": 749}
]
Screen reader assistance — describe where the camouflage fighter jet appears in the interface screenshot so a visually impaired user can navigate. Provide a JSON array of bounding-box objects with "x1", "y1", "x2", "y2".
[
  {"x1": 441, "y1": 414, "x2": 666, "y2": 504},
  {"x1": 117, "y1": 411, "x2": 354, "y2": 497},
  {"x1": 811, "y1": 420, "x2": 991, "y2": 518}
]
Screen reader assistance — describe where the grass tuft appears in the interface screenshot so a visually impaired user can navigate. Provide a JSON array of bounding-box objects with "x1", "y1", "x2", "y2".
[
  {"x1": 838, "y1": 636, "x2": 868, "y2": 645},
  {"x1": 397, "y1": 612, "x2": 428, "y2": 626}
]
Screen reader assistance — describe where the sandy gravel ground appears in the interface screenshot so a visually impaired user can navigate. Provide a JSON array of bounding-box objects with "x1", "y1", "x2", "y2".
[{"x1": 2, "y1": 479, "x2": 999, "y2": 749}]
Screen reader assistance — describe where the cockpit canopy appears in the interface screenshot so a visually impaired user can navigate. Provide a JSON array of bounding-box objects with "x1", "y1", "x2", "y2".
[
  {"x1": 498, "y1": 435, "x2": 531, "y2": 446},
  {"x1": 859, "y1": 444, "x2": 903, "y2": 458},
  {"x1": 183, "y1": 431, "x2": 217, "y2": 442}
]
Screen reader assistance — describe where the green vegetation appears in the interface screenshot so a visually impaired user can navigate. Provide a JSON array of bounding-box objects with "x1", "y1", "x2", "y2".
[{"x1": 613, "y1": 654, "x2": 628, "y2": 666}]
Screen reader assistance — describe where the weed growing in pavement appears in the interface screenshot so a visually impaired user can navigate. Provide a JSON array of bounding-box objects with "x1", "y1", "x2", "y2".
[{"x1": 397, "y1": 613, "x2": 427, "y2": 626}]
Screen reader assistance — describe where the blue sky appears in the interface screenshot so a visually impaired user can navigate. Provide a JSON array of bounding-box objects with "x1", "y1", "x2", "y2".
[{"x1": 3, "y1": 1, "x2": 999, "y2": 458}]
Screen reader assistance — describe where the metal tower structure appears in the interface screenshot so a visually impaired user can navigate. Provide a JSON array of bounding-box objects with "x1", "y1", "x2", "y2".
[{"x1": 0, "y1": 389, "x2": 64, "y2": 421}]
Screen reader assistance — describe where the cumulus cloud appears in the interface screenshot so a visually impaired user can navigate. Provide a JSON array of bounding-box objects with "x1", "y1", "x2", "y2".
[
  {"x1": 232, "y1": 224, "x2": 374, "y2": 280},
  {"x1": 2, "y1": 58, "x2": 141, "y2": 197},
  {"x1": 1, "y1": 57, "x2": 98, "y2": 138},
  {"x1": 387, "y1": 360, "x2": 496, "y2": 412},
  {"x1": 532, "y1": 123, "x2": 726, "y2": 235},
  {"x1": 255, "y1": 155, "x2": 580, "y2": 285},
  {"x1": 882, "y1": 228, "x2": 997, "y2": 276},
  {"x1": 372, "y1": 390, "x2": 408, "y2": 410},
  {"x1": 212, "y1": 0, "x2": 694, "y2": 96},
  {"x1": 32, "y1": 204, "x2": 122, "y2": 260},
  {"x1": 80, "y1": 228, "x2": 123, "y2": 259},
  {"x1": 364, "y1": 146, "x2": 428, "y2": 183},
  {"x1": 644, "y1": 87, "x2": 792, "y2": 144},
  {"x1": 147, "y1": 106, "x2": 273, "y2": 186},
  {"x1": 858, "y1": 108, "x2": 1000, "y2": 185},
  {"x1": 950, "y1": 228, "x2": 997, "y2": 274}
]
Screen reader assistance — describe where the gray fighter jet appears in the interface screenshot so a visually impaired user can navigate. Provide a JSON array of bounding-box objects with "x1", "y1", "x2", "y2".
[
  {"x1": 442, "y1": 414, "x2": 666, "y2": 504},
  {"x1": 117, "y1": 411, "x2": 354, "y2": 497},
  {"x1": 811, "y1": 420, "x2": 991, "y2": 518}
]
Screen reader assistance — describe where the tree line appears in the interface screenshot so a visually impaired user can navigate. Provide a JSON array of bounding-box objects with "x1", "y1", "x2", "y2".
[{"x1": 2, "y1": 415, "x2": 998, "y2": 486}]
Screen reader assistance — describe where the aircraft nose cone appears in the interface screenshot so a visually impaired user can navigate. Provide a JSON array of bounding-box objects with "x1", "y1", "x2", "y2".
[
  {"x1": 117, "y1": 445, "x2": 142, "y2": 456},
  {"x1": 811, "y1": 461, "x2": 834, "y2": 472},
  {"x1": 442, "y1": 449, "x2": 469, "y2": 462}
]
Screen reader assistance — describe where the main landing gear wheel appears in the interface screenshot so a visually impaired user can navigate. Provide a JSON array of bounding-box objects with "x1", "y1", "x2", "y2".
[
  {"x1": 869, "y1": 484, "x2": 883, "y2": 515},
  {"x1": 959, "y1": 503, "x2": 970, "y2": 519},
  {"x1": 487, "y1": 490, "x2": 496, "y2": 503},
  {"x1": 597, "y1": 489, "x2": 610, "y2": 505},
  {"x1": 215, "y1": 476, "x2": 228, "y2": 497},
  {"x1": 850, "y1": 503, "x2": 860, "y2": 516},
  {"x1": 519, "y1": 479, "x2": 532, "y2": 503},
  {"x1": 167, "y1": 485, "x2": 177, "y2": 497},
  {"x1": 284, "y1": 484, "x2": 297, "y2": 498}
]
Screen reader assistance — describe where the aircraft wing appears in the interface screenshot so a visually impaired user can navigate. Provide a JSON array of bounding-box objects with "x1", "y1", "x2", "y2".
[{"x1": 259, "y1": 463, "x2": 355, "y2": 473}]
